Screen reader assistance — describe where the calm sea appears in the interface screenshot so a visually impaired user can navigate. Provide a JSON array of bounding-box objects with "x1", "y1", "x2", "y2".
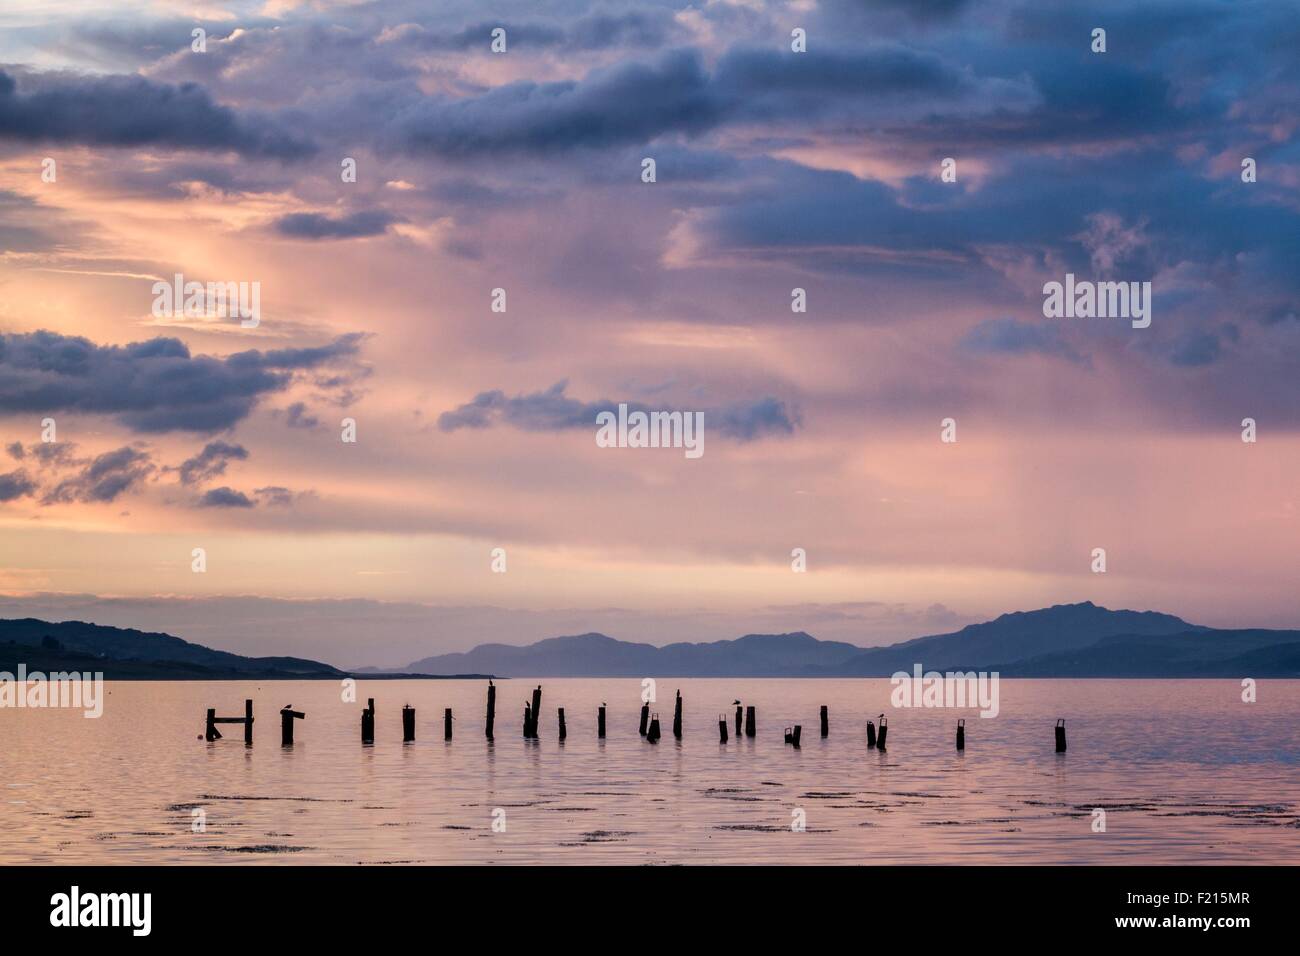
[{"x1": 2, "y1": 678, "x2": 1297, "y2": 864}]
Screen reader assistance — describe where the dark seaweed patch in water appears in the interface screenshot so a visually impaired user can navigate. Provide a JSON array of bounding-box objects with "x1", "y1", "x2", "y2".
[
  {"x1": 443, "y1": 825, "x2": 472, "y2": 830},
  {"x1": 191, "y1": 844, "x2": 310, "y2": 854},
  {"x1": 197, "y1": 794, "x2": 352, "y2": 803},
  {"x1": 715, "y1": 824, "x2": 786, "y2": 832},
  {"x1": 801, "y1": 791, "x2": 856, "y2": 799},
  {"x1": 543, "y1": 806, "x2": 598, "y2": 812}
]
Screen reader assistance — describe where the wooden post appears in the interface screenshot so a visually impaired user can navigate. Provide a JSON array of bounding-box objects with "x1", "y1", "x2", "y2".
[
  {"x1": 877, "y1": 716, "x2": 888, "y2": 750},
  {"x1": 444, "y1": 708, "x2": 453, "y2": 741},
  {"x1": 735, "y1": 705, "x2": 742, "y2": 738},
  {"x1": 866, "y1": 719, "x2": 876, "y2": 748},
  {"x1": 672, "y1": 690, "x2": 683, "y2": 740},
  {"x1": 361, "y1": 698, "x2": 375, "y2": 744},
  {"x1": 523, "y1": 704, "x2": 531, "y2": 738},
  {"x1": 784, "y1": 726, "x2": 793, "y2": 744},
  {"x1": 718, "y1": 713, "x2": 728, "y2": 743},
  {"x1": 820, "y1": 705, "x2": 829, "y2": 738},
  {"x1": 597, "y1": 705, "x2": 606, "y2": 738},
  {"x1": 792, "y1": 725, "x2": 801, "y2": 748},
  {"x1": 646, "y1": 714, "x2": 661, "y2": 743},
  {"x1": 402, "y1": 705, "x2": 415, "y2": 742},
  {"x1": 530, "y1": 686, "x2": 542, "y2": 739},
  {"x1": 205, "y1": 708, "x2": 220, "y2": 741},
  {"x1": 744, "y1": 705, "x2": 756, "y2": 738},
  {"x1": 244, "y1": 699, "x2": 254, "y2": 745},
  {"x1": 639, "y1": 702, "x2": 649, "y2": 736},
  {"x1": 956, "y1": 718, "x2": 965, "y2": 751},
  {"x1": 280, "y1": 706, "x2": 304, "y2": 745},
  {"x1": 558, "y1": 707, "x2": 567, "y2": 741},
  {"x1": 1055, "y1": 718, "x2": 1067, "y2": 753},
  {"x1": 485, "y1": 681, "x2": 496, "y2": 740}
]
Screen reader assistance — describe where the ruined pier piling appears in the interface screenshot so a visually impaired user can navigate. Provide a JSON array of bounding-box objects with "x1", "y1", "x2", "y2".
[
  {"x1": 205, "y1": 699, "x2": 254, "y2": 744},
  {"x1": 361, "y1": 698, "x2": 375, "y2": 744},
  {"x1": 280, "y1": 706, "x2": 305, "y2": 745}
]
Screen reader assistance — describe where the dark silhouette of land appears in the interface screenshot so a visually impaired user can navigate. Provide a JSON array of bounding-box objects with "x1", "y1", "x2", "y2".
[
  {"x1": 5, "y1": 602, "x2": 1298, "y2": 679},
  {"x1": 398, "y1": 603, "x2": 1300, "y2": 678},
  {"x1": 0, "y1": 618, "x2": 486, "y2": 680}
]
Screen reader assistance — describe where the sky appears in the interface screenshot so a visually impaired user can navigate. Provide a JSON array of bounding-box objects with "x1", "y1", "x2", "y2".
[{"x1": 0, "y1": 0, "x2": 1297, "y2": 668}]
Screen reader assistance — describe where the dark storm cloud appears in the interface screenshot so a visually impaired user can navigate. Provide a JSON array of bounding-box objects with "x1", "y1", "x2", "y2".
[
  {"x1": 177, "y1": 441, "x2": 248, "y2": 485},
  {"x1": 198, "y1": 486, "x2": 254, "y2": 508},
  {"x1": 390, "y1": 44, "x2": 1009, "y2": 157},
  {"x1": 0, "y1": 469, "x2": 36, "y2": 502},
  {"x1": 387, "y1": 9, "x2": 679, "y2": 52},
  {"x1": 0, "y1": 331, "x2": 364, "y2": 434},
  {"x1": 272, "y1": 210, "x2": 399, "y2": 239},
  {"x1": 0, "y1": 69, "x2": 313, "y2": 158},
  {"x1": 42, "y1": 446, "x2": 155, "y2": 504},
  {"x1": 438, "y1": 381, "x2": 798, "y2": 440}
]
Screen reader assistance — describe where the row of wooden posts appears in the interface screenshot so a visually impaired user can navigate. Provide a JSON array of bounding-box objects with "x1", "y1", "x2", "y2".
[{"x1": 203, "y1": 683, "x2": 1069, "y2": 753}]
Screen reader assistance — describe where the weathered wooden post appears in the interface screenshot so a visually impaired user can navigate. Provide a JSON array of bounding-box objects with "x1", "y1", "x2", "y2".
[
  {"x1": 530, "y1": 686, "x2": 542, "y2": 738},
  {"x1": 647, "y1": 713, "x2": 661, "y2": 743},
  {"x1": 792, "y1": 724, "x2": 801, "y2": 747},
  {"x1": 877, "y1": 715, "x2": 888, "y2": 750},
  {"x1": 718, "y1": 713, "x2": 728, "y2": 742},
  {"x1": 784, "y1": 726, "x2": 793, "y2": 744},
  {"x1": 1055, "y1": 718, "x2": 1067, "y2": 753},
  {"x1": 361, "y1": 698, "x2": 375, "y2": 744},
  {"x1": 820, "y1": 705, "x2": 829, "y2": 738},
  {"x1": 956, "y1": 718, "x2": 965, "y2": 751},
  {"x1": 866, "y1": 719, "x2": 876, "y2": 748},
  {"x1": 203, "y1": 701, "x2": 256, "y2": 742},
  {"x1": 445, "y1": 707, "x2": 454, "y2": 740},
  {"x1": 734, "y1": 704, "x2": 742, "y2": 738},
  {"x1": 558, "y1": 708, "x2": 567, "y2": 741},
  {"x1": 672, "y1": 690, "x2": 683, "y2": 740},
  {"x1": 485, "y1": 681, "x2": 496, "y2": 740},
  {"x1": 522, "y1": 704, "x2": 531, "y2": 738},
  {"x1": 744, "y1": 705, "x2": 756, "y2": 738},
  {"x1": 639, "y1": 702, "x2": 649, "y2": 736},
  {"x1": 280, "y1": 706, "x2": 305, "y2": 745},
  {"x1": 401, "y1": 704, "x2": 415, "y2": 742},
  {"x1": 597, "y1": 705, "x2": 606, "y2": 738}
]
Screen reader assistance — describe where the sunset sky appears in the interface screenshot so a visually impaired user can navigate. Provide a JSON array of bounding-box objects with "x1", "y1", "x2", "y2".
[{"x1": 1, "y1": 0, "x2": 1297, "y2": 667}]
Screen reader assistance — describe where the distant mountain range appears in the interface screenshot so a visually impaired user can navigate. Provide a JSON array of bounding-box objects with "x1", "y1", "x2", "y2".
[
  {"x1": 399, "y1": 603, "x2": 1300, "y2": 678},
  {"x1": 5, "y1": 603, "x2": 1298, "y2": 679},
  {"x1": 0, "y1": 617, "x2": 346, "y2": 679}
]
